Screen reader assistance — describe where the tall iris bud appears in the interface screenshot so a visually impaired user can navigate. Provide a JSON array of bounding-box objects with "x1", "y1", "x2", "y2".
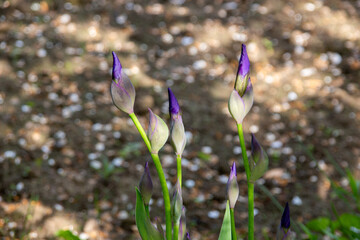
[
  {"x1": 110, "y1": 51, "x2": 136, "y2": 114},
  {"x1": 277, "y1": 203, "x2": 295, "y2": 240},
  {"x1": 171, "y1": 181, "x2": 183, "y2": 223},
  {"x1": 249, "y1": 134, "x2": 269, "y2": 182},
  {"x1": 228, "y1": 44, "x2": 254, "y2": 123},
  {"x1": 226, "y1": 162, "x2": 239, "y2": 209},
  {"x1": 147, "y1": 109, "x2": 169, "y2": 154},
  {"x1": 139, "y1": 162, "x2": 153, "y2": 205},
  {"x1": 168, "y1": 88, "x2": 186, "y2": 157}
]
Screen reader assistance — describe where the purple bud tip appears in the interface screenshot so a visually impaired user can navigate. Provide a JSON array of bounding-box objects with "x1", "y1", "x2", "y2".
[
  {"x1": 186, "y1": 232, "x2": 191, "y2": 240},
  {"x1": 168, "y1": 88, "x2": 180, "y2": 116},
  {"x1": 251, "y1": 133, "x2": 261, "y2": 155},
  {"x1": 112, "y1": 51, "x2": 122, "y2": 80},
  {"x1": 281, "y1": 202, "x2": 291, "y2": 229},
  {"x1": 230, "y1": 162, "x2": 237, "y2": 178},
  {"x1": 237, "y1": 44, "x2": 250, "y2": 78}
]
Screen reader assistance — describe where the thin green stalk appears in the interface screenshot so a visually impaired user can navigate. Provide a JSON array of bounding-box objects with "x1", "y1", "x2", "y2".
[
  {"x1": 129, "y1": 113, "x2": 172, "y2": 240},
  {"x1": 230, "y1": 208, "x2": 237, "y2": 240},
  {"x1": 176, "y1": 155, "x2": 182, "y2": 187},
  {"x1": 145, "y1": 204, "x2": 150, "y2": 218},
  {"x1": 248, "y1": 183, "x2": 254, "y2": 240},
  {"x1": 237, "y1": 123, "x2": 254, "y2": 240},
  {"x1": 237, "y1": 124, "x2": 250, "y2": 178},
  {"x1": 151, "y1": 153, "x2": 172, "y2": 240},
  {"x1": 129, "y1": 113, "x2": 151, "y2": 152},
  {"x1": 173, "y1": 221, "x2": 180, "y2": 240}
]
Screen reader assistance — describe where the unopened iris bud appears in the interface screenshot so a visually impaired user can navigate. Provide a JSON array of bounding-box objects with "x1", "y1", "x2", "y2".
[
  {"x1": 186, "y1": 232, "x2": 190, "y2": 240},
  {"x1": 249, "y1": 134, "x2": 269, "y2": 182},
  {"x1": 179, "y1": 207, "x2": 186, "y2": 240},
  {"x1": 277, "y1": 203, "x2": 296, "y2": 240},
  {"x1": 147, "y1": 109, "x2": 169, "y2": 154},
  {"x1": 139, "y1": 162, "x2": 153, "y2": 205},
  {"x1": 235, "y1": 44, "x2": 250, "y2": 96},
  {"x1": 171, "y1": 181, "x2": 183, "y2": 223},
  {"x1": 226, "y1": 162, "x2": 239, "y2": 209},
  {"x1": 110, "y1": 51, "x2": 136, "y2": 114},
  {"x1": 168, "y1": 88, "x2": 186, "y2": 156}
]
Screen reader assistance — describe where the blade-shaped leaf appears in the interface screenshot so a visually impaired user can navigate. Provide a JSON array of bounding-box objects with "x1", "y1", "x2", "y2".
[
  {"x1": 135, "y1": 187, "x2": 163, "y2": 240},
  {"x1": 218, "y1": 201, "x2": 231, "y2": 240}
]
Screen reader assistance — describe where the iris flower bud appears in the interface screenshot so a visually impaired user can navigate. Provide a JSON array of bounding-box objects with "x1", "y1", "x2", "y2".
[
  {"x1": 110, "y1": 51, "x2": 136, "y2": 114},
  {"x1": 228, "y1": 45, "x2": 254, "y2": 124},
  {"x1": 235, "y1": 44, "x2": 250, "y2": 95},
  {"x1": 186, "y1": 232, "x2": 191, "y2": 240},
  {"x1": 147, "y1": 109, "x2": 169, "y2": 154},
  {"x1": 139, "y1": 162, "x2": 153, "y2": 205},
  {"x1": 171, "y1": 181, "x2": 183, "y2": 223},
  {"x1": 226, "y1": 162, "x2": 239, "y2": 209},
  {"x1": 276, "y1": 203, "x2": 296, "y2": 240},
  {"x1": 249, "y1": 134, "x2": 269, "y2": 183},
  {"x1": 168, "y1": 88, "x2": 186, "y2": 156}
]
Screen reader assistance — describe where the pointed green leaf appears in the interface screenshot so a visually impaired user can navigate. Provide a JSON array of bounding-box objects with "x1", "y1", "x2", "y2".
[
  {"x1": 306, "y1": 217, "x2": 330, "y2": 232},
  {"x1": 218, "y1": 201, "x2": 232, "y2": 240},
  {"x1": 135, "y1": 187, "x2": 163, "y2": 240}
]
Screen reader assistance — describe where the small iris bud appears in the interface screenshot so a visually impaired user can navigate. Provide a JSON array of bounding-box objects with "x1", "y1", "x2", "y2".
[
  {"x1": 179, "y1": 207, "x2": 186, "y2": 240},
  {"x1": 171, "y1": 181, "x2": 183, "y2": 223},
  {"x1": 110, "y1": 51, "x2": 136, "y2": 114},
  {"x1": 226, "y1": 162, "x2": 239, "y2": 209},
  {"x1": 186, "y1": 232, "x2": 191, "y2": 240},
  {"x1": 147, "y1": 109, "x2": 169, "y2": 154},
  {"x1": 168, "y1": 88, "x2": 186, "y2": 156},
  {"x1": 277, "y1": 203, "x2": 296, "y2": 240},
  {"x1": 234, "y1": 44, "x2": 250, "y2": 96},
  {"x1": 249, "y1": 134, "x2": 269, "y2": 183},
  {"x1": 139, "y1": 162, "x2": 153, "y2": 205}
]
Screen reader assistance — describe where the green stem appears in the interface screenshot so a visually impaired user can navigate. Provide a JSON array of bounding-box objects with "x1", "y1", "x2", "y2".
[
  {"x1": 237, "y1": 124, "x2": 250, "y2": 179},
  {"x1": 248, "y1": 183, "x2": 254, "y2": 240},
  {"x1": 230, "y1": 208, "x2": 237, "y2": 240},
  {"x1": 237, "y1": 123, "x2": 254, "y2": 240},
  {"x1": 129, "y1": 113, "x2": 172, "y2": 239},
  {"x1": 151, "y1": 153, "x2": 172, "y2": 240},
  {"x1": 129, "y1": 113, "x2": 151, "y2": 152},
  {"x1": 176, "y1": 155, "x2": 182, "y2": 187},
  {"x1": 173, "y1": 221, "x2": 180, "y2": 240},
  {"x1": 145, "y1": 204, "x2": 150, "y2": 218}
]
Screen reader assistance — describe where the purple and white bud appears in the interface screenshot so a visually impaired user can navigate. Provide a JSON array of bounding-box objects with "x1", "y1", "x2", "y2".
[
  {"x1": 234, "y1": 44, "x2": 250, "y2": 96},
  {"x1": 171, "y1": 181, "x2": 183, "y2": 223},
  {"x1": 147, "y1": 109, "x2": 169, "y2": 154},
  {"x1": 168, "y1": 88, "x2": 186, "y2": 156},
  {"x1": 226, "y1": 162, "x2": 239, "y2": 209},
  {"x1": 228, "y1": 89, "x2": 246, "y2": 124},
  {"x1": 139, "y1": 162, "x2": 153, "y2": 205},
  {"x1": 249, "y1": 134, "x2": 269, "y2": 183},
  {"x1": 110, "y1": 51, "x2": 136, "y2": 114},
  {"x1": 276, "y1": 203, "x2": 296, "y2": 240}
]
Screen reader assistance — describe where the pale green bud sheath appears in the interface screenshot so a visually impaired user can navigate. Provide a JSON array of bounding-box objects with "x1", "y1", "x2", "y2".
[
  {"x1": 249, "y1": 133, "x2": 269, "y2": 183},
  {"x1": 227, "y1": 162, "x2": 239, "y2": 240},
  {"x1": 147, "y1": 108, "x2": 169, "y2": 154}
]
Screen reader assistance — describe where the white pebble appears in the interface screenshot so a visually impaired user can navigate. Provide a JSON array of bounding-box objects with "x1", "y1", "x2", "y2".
[
  {"x1": 233, "y1": 146, "x2": 242, "y2": 155},
  {"x1": 95, "y1": 142, "x2": 105, "y2": 152},
  {"x1": 116, "y1": 14, "x2": 127, "y2": 25},
  {"x1": 193, "y1": 60, "x2": 207, "y2": 70},
  {"x1": 37, "y1": 48, "x2": 47, "y2": 58},
  {"x1": 16, "y1": 182, "x2": 24, "y2": 191},
  {"x1": 21, "y1": 105, "x2": 32, "y2": 113},
  {"x1": 254, "y1": 208, "x2": 259, "y2": 216},
  {"x1": 181, "y1": 36, "x2": 194, "y2": 46},
  {"x1": 4, "y1": 151, "x2": 16, "y2": 158},
  {"x1": 113, "y1": 131, "x2": 121, "y2": 139},
  {"x1": 90, "y1": 160, "x2": 102, "y2": 170},
  {"x1": 208, "y1": 210, "x2": 220, "y2": 219},
  {"x1": 217, "y1": 175, "x2": 228, "y2": 184},
  {"x1": 117, "y1": 210, "x2": 129, "y2": 220},
  {"x1": 292, "y1": 196, "x2": 303, "y2": 206},
  {"x1": 54, "y1": 203, "x2": 64, "y2": 211},
  {"x1": 287, "y1": 92, "x2": 298, "y2": 101},
  {"x1": 271, "y1": 141, "x2": 283, "y2": 149},
  {"x1": 309, "y1": 175, "x2": 318, "y2": 182},
  {"x1": 185, "y1": 179, "x2": 195, "y2": 188},
  {"x1": 112, "y1": 157, "x2": 124, "y2": 167},
  {"x1": 300, "y1": 67, "x2": 316, "y2": 77},
  {"x1": 249, "y1": 125, "x2": 259, "y2": 133},
  {"x1": 201, "y1": 146, "x2": 212, "y2": 154}
]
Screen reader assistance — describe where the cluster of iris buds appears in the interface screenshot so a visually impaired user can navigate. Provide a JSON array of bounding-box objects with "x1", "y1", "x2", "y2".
[{"x1": 110, "y1": 44, "x2": 294, "y2": 239}]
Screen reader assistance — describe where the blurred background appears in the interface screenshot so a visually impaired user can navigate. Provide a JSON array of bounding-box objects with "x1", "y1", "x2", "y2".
[{"x1": 1, "y1": 0, "x2": 360, "y2": 239}]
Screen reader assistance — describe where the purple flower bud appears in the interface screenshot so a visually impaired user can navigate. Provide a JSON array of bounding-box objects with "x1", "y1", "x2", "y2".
[
  {"x1": 110, "y1": 51, "x2": 136, "y2": 114},
  {"x1": 186, "y1": 232, "x2": 191, "y2": 240},
  {"x1": 249, "y1": 134, "x2": 269, "y2": 183},
  {"x1": 168, "y1": 88, "x2": 180, "y2": 117},
  {"x1": 171, "y1": 181, "x2": 183, "y2": 223},
  {"x1": 147, "y1": 109, "x2": 169, "y2": 154},
  {"x1": 281, "y1": 202, "x2": 290, "y2": 229},
  {"x1": 226, "y1": 162, "x2": 239, "y2": 209},
  {"x1": 235, "y1": 44, "x2": 250, "y2": 95},
  {"x1": 139, "y1": 162, "x2": 153, "y2": 205}
]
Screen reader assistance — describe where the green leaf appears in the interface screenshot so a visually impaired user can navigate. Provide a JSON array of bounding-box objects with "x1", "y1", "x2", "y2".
[
  {"x1": 338, "y1": 213, "x2": 360, "y2": 229},
  {"x1": 56, "y1": 230, "x2": 80, "y2": 240},
  {"x1": 135, "y1": 187, "x2": 163, "y2": 240},
  {"x1": 298, "y1": 222, "x2": 317, "y2": 240},
  {"x1": 218, "y1": 201, "x2": 231, "y2": 240},
  {"x1": 346, "y1": 170, "x2": 359, "y2": 200},
  {"x1": 306, "y1": 217, "x2": 331, "y2": 232}
]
